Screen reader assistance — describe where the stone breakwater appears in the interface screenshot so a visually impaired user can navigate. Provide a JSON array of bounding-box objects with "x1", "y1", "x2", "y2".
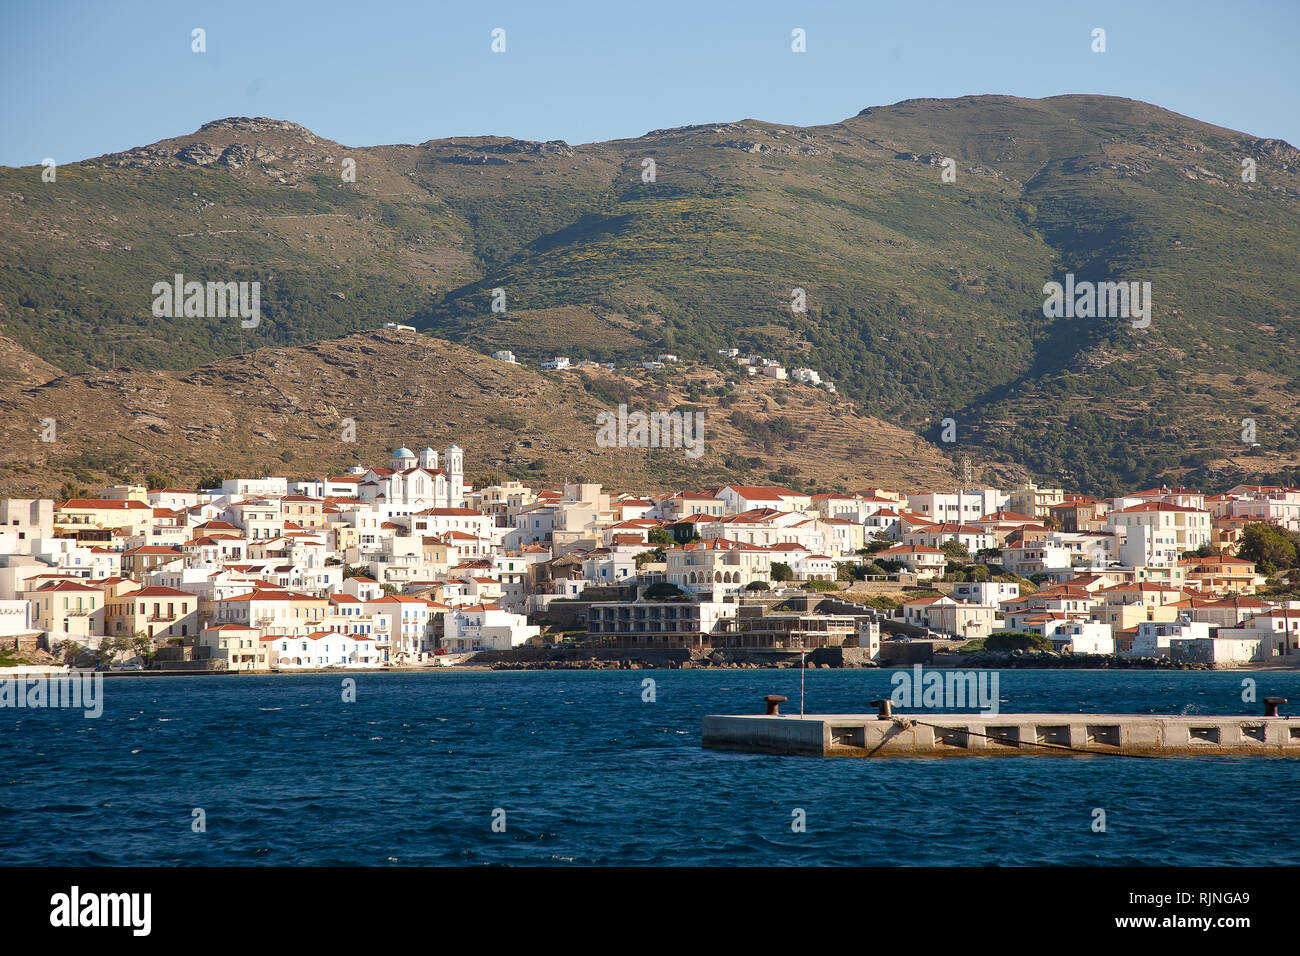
[{"x1": 702, "y1": 711, "x2": 1300, "y2": 757}]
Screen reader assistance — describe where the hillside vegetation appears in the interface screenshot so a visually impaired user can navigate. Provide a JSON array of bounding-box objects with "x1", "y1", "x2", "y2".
[
  {"x1": 2, "y1": 96, "x2": 1297, "y2": 494},
  {"x1": 0, "y1": 329, "x2": 959, "y2": 497}
]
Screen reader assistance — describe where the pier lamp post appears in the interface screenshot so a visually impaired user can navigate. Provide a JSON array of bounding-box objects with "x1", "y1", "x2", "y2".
[{"x1": 800, "y1": 648, "x2": 806, "y2": 716}]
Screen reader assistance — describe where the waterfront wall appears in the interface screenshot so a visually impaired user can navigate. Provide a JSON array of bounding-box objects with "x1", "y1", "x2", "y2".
[{"x1": 2, "y1": 632, "x2": 45, "y2": 655}]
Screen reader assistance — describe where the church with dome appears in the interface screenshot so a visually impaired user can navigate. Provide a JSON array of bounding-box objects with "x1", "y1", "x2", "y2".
[{"x1": 353, "y1": 443, "x2": 466, "y2": 514}]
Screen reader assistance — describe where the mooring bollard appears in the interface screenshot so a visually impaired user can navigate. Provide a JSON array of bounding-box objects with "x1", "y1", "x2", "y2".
[
  {"x1": 1264, "y1": 697, "x2": 1288, "y2": 718},
  {"x1": 765, "y1": 695, "x2": 788, "y2": 715},
  {"x1": 869, "y1": 698, "x2": 893, "y2": 720}
]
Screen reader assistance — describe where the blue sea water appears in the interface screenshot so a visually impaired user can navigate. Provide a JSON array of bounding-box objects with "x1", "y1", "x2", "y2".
[{"x1": 2, "y1": 668, "x2": 1298, "y2": 866}]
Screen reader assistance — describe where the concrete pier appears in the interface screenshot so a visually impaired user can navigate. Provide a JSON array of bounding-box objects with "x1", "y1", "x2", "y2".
[{"x1": 703, "y1": 707, "x2": 1300, "y2": 757}]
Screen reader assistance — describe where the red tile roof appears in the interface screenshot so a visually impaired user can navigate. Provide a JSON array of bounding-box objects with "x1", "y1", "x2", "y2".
[{"x1": 60, "y1": 498, "x2": 151, "y2": 510}]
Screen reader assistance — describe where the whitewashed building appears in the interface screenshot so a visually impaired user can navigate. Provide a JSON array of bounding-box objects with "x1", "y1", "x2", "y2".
[
  {"x1": 441, "y1": 604, "x2": 539, "y2": 652},
  {"x1": 267, "y1": 631, "x2": 384, "y2": 668}
]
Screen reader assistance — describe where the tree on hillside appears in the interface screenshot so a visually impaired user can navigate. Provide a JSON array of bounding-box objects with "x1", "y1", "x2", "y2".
[
  {"x1": 54, "y1": 639, "x2": 80, "y2": 664},
  {"x1": 143, "y1": 471, "x2": 175, "y2": 490},
  {"x1": 128, "y1": 631, "x2": 154, "y2": 663},
  {"x1": 941, "y1": 540, "x2": 971, "y2": 561},
  {"x1": 643, "y1": 582, "x2": 686, "y2": 600},
  {"x1": 58, "y1": 481, "x2": 86, "y2": 503},
  {"x1": 770, "y1": 562, "x2": 794, "y2": 583},
  {"x1": 1238, "y1": 523, "x2": 1300, "y2": 574},
  {"x1": 669, "y1": 523, "x2": 701, "y2": 544},
  {"x1": 196, "y1": 471, "x2": 230, "y2": 492},
  {"x1": 985, "y1": 631, "x2": 1054, "y2": 652},
  {"x1": 862, "y1": 531, "x2": 895, "y2": 554},
  {"x1": 96, "y1": 635, "x2": 126, "y2": 668},
  {"x1": 805, "y1": 579, "x2": 840, "y2": 592}
]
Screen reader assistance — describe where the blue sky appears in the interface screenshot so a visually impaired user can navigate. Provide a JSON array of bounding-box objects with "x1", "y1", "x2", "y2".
[{"x1": 2, "y1": 0, "x2": 1297, "y2": 166}]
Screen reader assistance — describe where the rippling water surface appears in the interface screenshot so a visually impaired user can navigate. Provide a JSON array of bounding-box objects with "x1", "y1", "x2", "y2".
[{"x1": 2, "y1": 669, "x2": 1298, "y2": 866}]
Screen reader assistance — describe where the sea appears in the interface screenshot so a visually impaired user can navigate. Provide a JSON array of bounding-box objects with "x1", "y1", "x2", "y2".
[{"x1": 2, "y1": 668, "x2": 1298, "y2": 866}]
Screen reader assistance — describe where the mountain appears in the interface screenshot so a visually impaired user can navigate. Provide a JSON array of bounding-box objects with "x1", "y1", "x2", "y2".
[
  {"x1": 0, "y1": 328, "x2": 960, "y2": 498},
  {"x1": 2, "y1": 95, "x2": 1298, "y2": 495}
]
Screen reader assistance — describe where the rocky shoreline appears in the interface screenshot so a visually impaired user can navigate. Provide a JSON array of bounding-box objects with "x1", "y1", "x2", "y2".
[
  {"x1": 480, "y1": 648, "x2": 1239, "y2": 671},
  {"x1": 70, "y1": 650, "x2": 1284, "y2": 676},
  {"x1": 484, "y1": 648, "x2": 871, "y2": 670},
  {"x1": 935, "y1": 650, "x2": 1222, "y2": 670}
]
